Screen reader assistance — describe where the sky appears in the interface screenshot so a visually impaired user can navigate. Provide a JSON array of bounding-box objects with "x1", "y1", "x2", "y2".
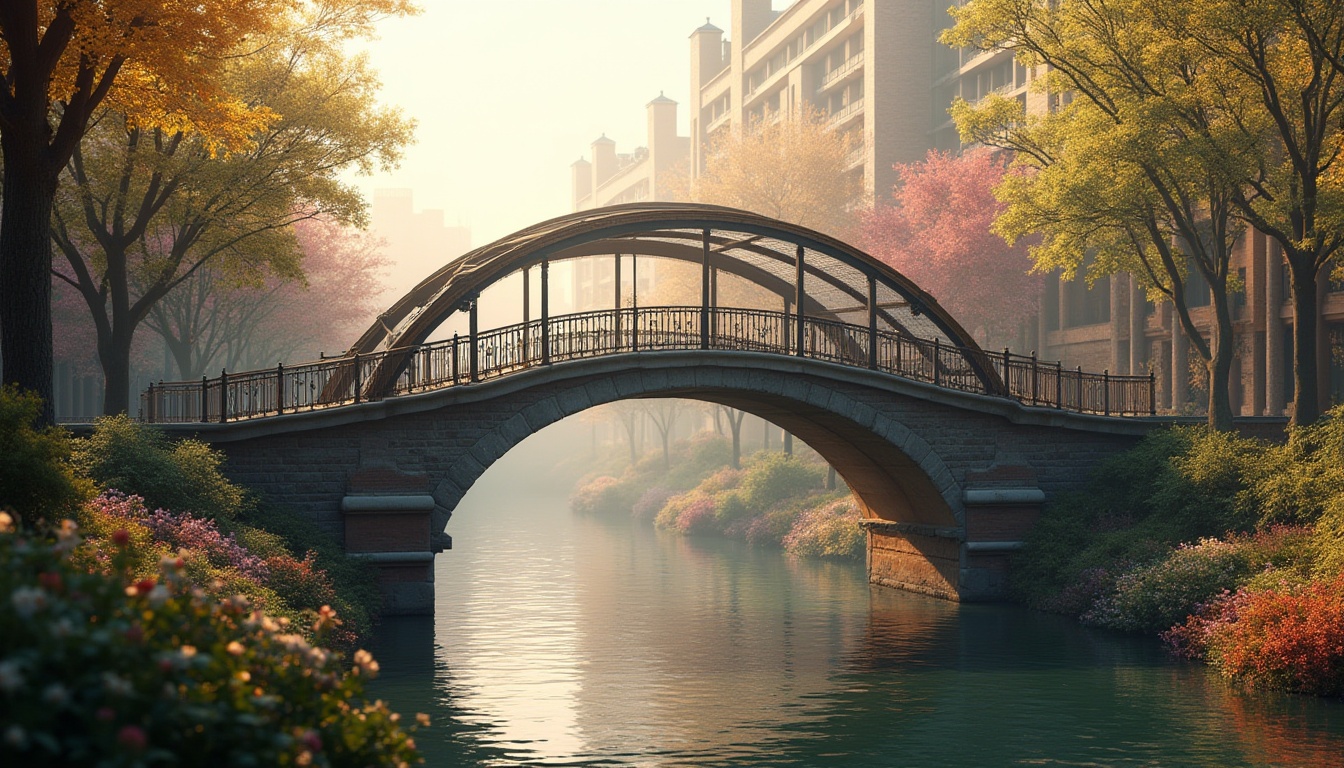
[{"x1": 351, "y1": 1, "x2": 736, "y2": 247}]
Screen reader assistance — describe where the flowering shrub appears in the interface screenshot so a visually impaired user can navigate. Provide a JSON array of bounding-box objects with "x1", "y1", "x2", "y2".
[
  {"x1": 0, "y1": 513, "x2": 422, "y2": 766},
  {"x1": 1084, "y1": 537, "x2": 1253, "y2": 632},
  {"x1": 1165, "y1": 577, "x2": 1344, "y2": 695},
  {"x1": 569, "y1": 476, "x2": 637, "y2": 517},
  {"x1": 0, "y1": 386, "x2": 92, "y2": 520},
  {"x1": 631, "y1": 486, "x2": 674, "y2": 521},
  {"x1": 783, "y1": 498, "x2": 864, "y2": 559}
]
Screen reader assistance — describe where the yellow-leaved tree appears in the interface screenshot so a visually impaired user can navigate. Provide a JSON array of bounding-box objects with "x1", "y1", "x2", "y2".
[
  {"x1": 692, "y1": 109, "x2": 862, "y2": 239},
  {"x1": 0, "y1": 0, "x2": 412, "y2": 423}
]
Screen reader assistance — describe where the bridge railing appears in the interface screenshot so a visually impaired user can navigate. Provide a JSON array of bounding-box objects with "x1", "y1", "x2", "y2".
[{"x1": 140, "y1": 305, "x2": 1156, "y2": 423}]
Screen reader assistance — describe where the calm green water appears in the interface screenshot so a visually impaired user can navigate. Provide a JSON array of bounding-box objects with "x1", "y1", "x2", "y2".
[{"x1": 368, "y1": 455, "x2": 1344, "y2": 767}]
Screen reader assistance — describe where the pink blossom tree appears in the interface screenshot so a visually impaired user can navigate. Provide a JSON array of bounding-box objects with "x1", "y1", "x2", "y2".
[{"x1": 860, "y1": 150, "x2": 1039, "y2": 349}]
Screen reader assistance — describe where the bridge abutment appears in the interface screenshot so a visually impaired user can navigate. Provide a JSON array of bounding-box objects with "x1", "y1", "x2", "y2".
[{"x1": 341, "y1": 469, "x2": 447, "y2": 616}]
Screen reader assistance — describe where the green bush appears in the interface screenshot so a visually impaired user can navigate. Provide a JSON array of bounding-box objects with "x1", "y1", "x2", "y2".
[
  {"x1": 737, "y1": 453, "x2": 824, "y2": 513},
  {"x1": 0, "y1": 387, "x2": 92, "y2": 521},
  {"x1": 0, "y1": 516, "x2": 421, "y2": 766},
  {"x1": 73, "y1": 416, "x2": 244, "y2": 521},
  {"x1": 782, "y1": 497, "x2": 864, "y2": 559},
  {"x1": 1013, "y1": 427, "x2": 1272, "y2": 613},
  {"x1": 1250, "y1": 408, "x2": 1344, "y2": 527},
  {"x1": 1311, "y1": 494, "x2": 1344, "y2": 580}
]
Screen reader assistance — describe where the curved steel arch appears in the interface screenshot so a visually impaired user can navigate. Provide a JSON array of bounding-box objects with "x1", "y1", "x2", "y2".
[{"x1": 351, "y1": 203, "x2": 999, "y2": 396}]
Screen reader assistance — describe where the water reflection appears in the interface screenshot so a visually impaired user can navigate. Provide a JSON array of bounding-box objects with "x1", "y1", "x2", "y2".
[{"x1": 367, "y1": 463, "x2": 1344, "y2": 767}]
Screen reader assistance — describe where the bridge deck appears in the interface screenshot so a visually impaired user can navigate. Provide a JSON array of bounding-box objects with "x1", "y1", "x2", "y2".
[{"x1": 140, "y1": 305, "x2": 1154, "y2": 424}]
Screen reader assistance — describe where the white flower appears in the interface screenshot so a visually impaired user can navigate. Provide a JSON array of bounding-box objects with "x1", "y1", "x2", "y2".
[
  {"x1": 41, "y1": 683, "x2": 68, "y2": 707},
  {"x1": 50, "y1": 617, "x2": 76, "y2": 639},
  {"x1": 0, "y1": 511, "x2": 14, "y2": 534},
  {"x1": 10, "y1": 586, "x2": 46, "y2": 618},
  {"x1": 147, "y1": 585, "x2": 171, "y2": 608},
  {"x1": 101, "y1": 672, "x2": 133, "y2": 697},
  {"x1": 53, "y1": 519, "x2": 81, "y2": 551},
  {"x1": 0, "y1": 661, "x2": 24, "y2": 693},
  {"x1": 352, "y1": 649, "x2": 380, "y2": 678}
]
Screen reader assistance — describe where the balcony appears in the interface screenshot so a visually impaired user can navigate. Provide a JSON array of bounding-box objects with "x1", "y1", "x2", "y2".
[
  {"x1": 826, "y1": 98, "x2": 865, "y2": 129},
  {"x1": 818, "y1": 52, "x2": 864, "y2": 93}
]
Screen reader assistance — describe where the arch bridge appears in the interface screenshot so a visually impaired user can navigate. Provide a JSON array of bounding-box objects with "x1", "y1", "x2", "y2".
[{"x1": 142, "y1": 204, "x2": 1159, "y2": 614}]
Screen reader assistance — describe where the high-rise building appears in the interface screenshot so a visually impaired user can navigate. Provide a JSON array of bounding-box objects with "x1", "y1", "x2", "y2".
[{"x1": 371, "y1": 189, "x2": 472, "y2": 305}]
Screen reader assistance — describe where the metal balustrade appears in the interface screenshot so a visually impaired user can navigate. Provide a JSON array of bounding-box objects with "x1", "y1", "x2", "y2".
[{"x1": 140, "y1": 305, "x2": 1155, "y2": 424}]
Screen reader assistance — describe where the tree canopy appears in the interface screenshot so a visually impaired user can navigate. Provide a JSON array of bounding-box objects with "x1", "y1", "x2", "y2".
[
  {"x1": 692, "y1": 109, "x2": 861, "y2": 238},
  {"x1": 945, "y1": 0, "x2": 1344, "y2": 426},
  {"x1": 49, "y1": 1, "x2": 414, "y2": 413}
]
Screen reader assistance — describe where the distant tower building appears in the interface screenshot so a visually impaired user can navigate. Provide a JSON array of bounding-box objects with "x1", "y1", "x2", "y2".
[
  {"x1": 371, "y1": 189, "x2": 472, "y2": 304},
  {"x1": 568, "y1": 94, "x2": 691, "y2": 311}
]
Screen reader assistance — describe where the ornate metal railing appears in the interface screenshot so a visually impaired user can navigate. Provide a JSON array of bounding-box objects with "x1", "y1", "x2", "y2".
[{"x1": 139, "y1": 305, "x2": 1155, "y2": 424}]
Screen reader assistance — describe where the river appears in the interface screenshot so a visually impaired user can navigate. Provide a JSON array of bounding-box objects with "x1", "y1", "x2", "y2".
[{"x1": 368, "y1": 434, "x2": 1344, "y2": 767}]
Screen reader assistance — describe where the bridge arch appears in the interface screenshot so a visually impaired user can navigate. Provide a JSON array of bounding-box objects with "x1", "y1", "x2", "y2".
[
  {"x1": 349, "y1": 203, "x2": 1001, "y2": 399},
  {"x1": 428, "y1": 353, "x2": 963, "y2": 531}
]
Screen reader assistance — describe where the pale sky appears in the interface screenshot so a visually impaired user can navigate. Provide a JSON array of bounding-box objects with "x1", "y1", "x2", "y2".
[{"x1": 352, "y1": 1, "x2": 736, "y2": 247}]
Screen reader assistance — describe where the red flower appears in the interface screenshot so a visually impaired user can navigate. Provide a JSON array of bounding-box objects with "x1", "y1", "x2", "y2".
[{"x1": 116, "y1": 725, "x2": 147, "y2": 752}]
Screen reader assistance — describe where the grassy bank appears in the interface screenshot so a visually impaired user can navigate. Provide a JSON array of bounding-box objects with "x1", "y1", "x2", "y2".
[
  {"x1": 570, "y1": 433, "x2": 864, "y2": 560},
  {"x1": 1015, "y1": 413, "x2": 1344, "y2": 697}
]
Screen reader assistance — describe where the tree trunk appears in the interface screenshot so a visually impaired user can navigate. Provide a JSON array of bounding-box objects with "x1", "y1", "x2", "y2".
[
  {"x1": 96, "y1": 325, "x2": 135, "y2": 415},
  {"x1": 728, "y1": 410, "x2": 743, "y2": 470},
  {"x1": 624, "y1": 417, "x2": 638, "y2": 467},
  {"x1": 1206, "y1": 290, "x2": 1236, "y2": 431},
  {"x1": 0, "y1": 135, "x2": 59, "y2": 425},
  {"x1": 1290, "y1": 261, "x2": 1321, "y2": 426}
]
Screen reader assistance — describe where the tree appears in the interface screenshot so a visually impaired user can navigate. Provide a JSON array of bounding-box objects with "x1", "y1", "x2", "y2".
[
  {"x1": 859, "y1": 150, "x2": 1040, "y2": 350},
  {"x1": 945, "y1": 0, "x2": 1254, "y2": 430},
  {"x1": 946, "y1": 0, "x2": 1344, "y2": 426},
  {"x1": 692, "y1": 109, "x2": 862, "y2": 238},
  {"x1": 50, "y1": 3, "x2": 413, "y2": 413},
  {"x1": 642, "y1": 399, "x2": 685, "y2": 471},
  {"x1": 0, "y1": 0, "x2": 286, "y2": 424},
  {"x1": 717, "y1": 405, "x2": 748, "y2": 470},
  {"x1": 145, "y1": 218, "x2": 390, "y2": 379}
]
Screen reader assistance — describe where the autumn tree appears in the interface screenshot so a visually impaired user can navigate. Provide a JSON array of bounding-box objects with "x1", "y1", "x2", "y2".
[
  {"x1": 50, "y1": 2, "x2": 413, "y2": 414},
  {"x1": 946, "y1": 0, "x2": 1344, "y2": 426},
  {"x1": 145, "y1": 218, "x2": 389, "y2": 379},
  {"x1": 859, "y1": 150, "x2": 1039, "y2": 351},
  {"x1": 692, "y1": 109, "x2": 862, "y2": 238},
  {"x1": 0, "y1": 0, "x2": 288, "y2": 424}
]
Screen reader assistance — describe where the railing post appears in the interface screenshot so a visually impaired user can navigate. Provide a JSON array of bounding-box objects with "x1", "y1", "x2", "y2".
[
  {"x1": 1055, "y1": 363, "x2": 1063, "y2": 408},
  {"x1": 469, "y1": 299, "x2": 480, "y2": 382},
  {"x1": 1030, "y1": 352, "x2": 1039, "y2": 405},
  {"x1": 701, "y1": 230, "x2": 711, "y2": 350},
  {"x1": 451, "y1": 333, "x2": 460, "y2": 383},
  {"x1": 1002, "y1": 347, "x2": 1012, "y2": 397},
  {"x1": 541, "y1": 261, "x2": 551, "y2": 365},
  {"x1": 1104, "y1": 369, "x2": 1111, "y2": 415},
  {"x1": 867, "y1": 275, "x2": 878, "y2": 370},
  {"x1": 146, "y1": 383, "x2": 156, "y2": 423},
  {"x1": 353, "y1": 353, "x2": 363, "y2": 403},
  {"x1": 795, "y1": 245, "x2": 805, "y2": 357},
  {"x1": 219, "y1": 369, "x2": 229, "y2": 424},
  {"x1": 201, "y1": 376, "x2": 208, "y2": 422},
  {"x1": 631, "y1": 255, "x2": 639, "y2": 352},
  {"x1": 933, "y1": 338, "x2": 942, "y2": 387},
  {"x1": 1149, "y1": 371, "x2": 1157, "y2": 415},
  {"x1": 1076, "y1": 365, "x2": 1083, "y2": 411},
  {"x1": 613, "y1": 254, "x2": 622, "y2": 346},
  {"x1": 276, "y1": 363, "x2": 285, "y2": 415}
]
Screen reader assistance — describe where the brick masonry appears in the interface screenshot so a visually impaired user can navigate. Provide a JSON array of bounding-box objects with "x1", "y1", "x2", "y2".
[{"x1": 169, "y1": 351, "x2": 1165, "y2": 612}]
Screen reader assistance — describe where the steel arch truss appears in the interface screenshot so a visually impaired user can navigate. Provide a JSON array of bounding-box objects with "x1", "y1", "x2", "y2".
[{"x1": 350, "y1": 203, "x2": 1001, "y2": 397}]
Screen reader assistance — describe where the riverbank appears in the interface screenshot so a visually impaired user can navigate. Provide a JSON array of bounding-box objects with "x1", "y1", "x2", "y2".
[
  {"x1": 1013, "y1": 412, "x2": 1344, "y2": 697},
  {"x1": 569, "y1": 433, "x2": 865, "y2": 559}
]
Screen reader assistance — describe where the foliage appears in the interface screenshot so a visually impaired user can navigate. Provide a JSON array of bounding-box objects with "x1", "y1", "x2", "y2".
[
  {"x1": 73, "y1": 416, "x2": 244, "y2": 521},
  {"x1": 0, "y1": 513, "x2": 422, "y2": 766},
  {"x1": 783, "y1": 498, "x2": 865, "y2": 559},
  {"x1": 146, "y1": 218, "x2": 390, "y2": 378},
  {"x1": 737, "y1": 453, "x2": 825, "y2": 514},
  {"x1": 49, "y1": 1, "x2": 414, "y2": 412},
  {"x1": 1165, "y1": 577, "x2": 1344, "y2": 696},
  {"x1": 0, "y1": 387, "x2": 92, "y2": 521},
  {"x1": 945, "y1": 0, "x2": 1344, "y2": 424},
  {"x1": 1083, "y1": 528, "x2": 1312, "y2": 633},
  {"x1": 631, "y1": 486, "x2": 675, "y2": 522},
  {"x1": 692, "y1": 108, "x2": 861, "y2": 238},
  {"x1": 859, "y1": 150, "x2": 1039, "y2": 346},
  {"x1": 569, "y1": 476, "x2": 632, "y2": 518}
]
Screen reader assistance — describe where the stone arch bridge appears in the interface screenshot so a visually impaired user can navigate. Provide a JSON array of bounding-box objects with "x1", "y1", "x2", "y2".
[{"x1": 143, "y1": 204, "x2": 1162, "y2": 614}]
